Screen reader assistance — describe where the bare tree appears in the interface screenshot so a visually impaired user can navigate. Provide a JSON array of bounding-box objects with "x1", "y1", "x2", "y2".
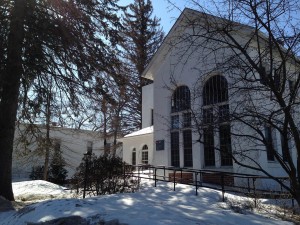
[{"x1": 166, "y1": 0, "x2": 300, "y2": 204}]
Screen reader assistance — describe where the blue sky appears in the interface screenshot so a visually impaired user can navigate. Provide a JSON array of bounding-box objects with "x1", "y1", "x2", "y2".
[{"x1": 119, "y1": 0, "x2": 188, "y2": 33}]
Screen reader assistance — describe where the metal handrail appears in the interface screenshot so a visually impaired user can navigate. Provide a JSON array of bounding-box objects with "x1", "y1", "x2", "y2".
[{"x1": 124, "y1": 164, "x2": 294, "y2": 207}]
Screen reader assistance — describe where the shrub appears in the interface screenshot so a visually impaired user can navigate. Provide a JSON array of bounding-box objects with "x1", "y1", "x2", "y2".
[
  {"x1": 48, "y1": 146, "x2": 68, "y2": 185},
  {"x1": 29, "y1": 165, "x2": 44, "y2": 180},
  {"x1": 72, "y1": 154, "x2": 136, "y2": 196}
]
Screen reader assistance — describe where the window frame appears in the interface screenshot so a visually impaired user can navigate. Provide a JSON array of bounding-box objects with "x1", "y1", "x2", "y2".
[
  {"x1": 141, "y1": 145, "x2": 149, "y2": 164},
  {"x1": 170, "y1": 85, "x2": 192, "y2": 168},
  {"x1": 132, "y1": 148, "x2": 136, "y2": 165},
  {"x1": 264, "y1": 126, "x2": 277, "y2": 161},
  {"x1": 183, "y1": 129, "x2": 193, "y2": 167},
  {"x1": 170, "y1": 132, "x2": 180, "y2": 167},
  {"x1": 202, "y1": 75, "x2": 232, "y2": 168},
  {"x1": 87, "y1": 141, "x2": 93, "y2": 154}
]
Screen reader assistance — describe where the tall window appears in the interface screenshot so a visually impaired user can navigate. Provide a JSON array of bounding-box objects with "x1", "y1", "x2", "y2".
[
  {"x1": 265, "y1": 126, "x2": 276, "y2": 161},
  {"x1": 142, "y1": 145, "x2": 148, "y2": 164},
  {"x1": 170, "y1": 86, "x2": 192, "y2": 167},
  {"x1": 203, "y1": 128, "x2": 215, "y2": 166},
  {"x1": 171, "y1": 132, "x2": 180, "y2": 167},
  {"x1": 281, "y1": 134, "x2": 291, "y2": 162},
  {"x1": 219, "y1": 125, "x2": 232, "y2": 166},
  {"x1": 202, "y1": 75, "x2": 232, "y2": 167},
  {"x1": 183, "y1": 130, "x2": 193, "y2": 167},
  {"x1": 132, "y1": 148, "x2": 136, "y2": 165}
]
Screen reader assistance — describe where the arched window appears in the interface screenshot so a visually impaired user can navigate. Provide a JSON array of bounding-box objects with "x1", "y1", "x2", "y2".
[
  {"x1": 142, "y1": 145, "x2": 148, "y2": 164},
  {"x1": 203, "y1": 75, "x2": 228, "y2": 106},
  {"x1": 202, "y1": 75, "x2": 232, "y2": 167},
  {"x1": 171, "y1": 86, "x2": 191, "y2": 113},
  {"x1": 132, "y1": 148, "x2": 136, "y2": 165}
]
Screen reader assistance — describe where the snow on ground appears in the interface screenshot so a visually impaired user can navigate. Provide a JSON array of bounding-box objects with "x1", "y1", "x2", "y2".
[
  {"x1": 0, "y1": 179, "x2": 296, "y2": 225},
  {"x1": 12, "y1": 180, "x2": 73, "y2": 202}
]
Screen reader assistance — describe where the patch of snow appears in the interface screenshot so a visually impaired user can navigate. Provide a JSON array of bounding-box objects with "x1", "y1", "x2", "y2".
[
  {"x1": 0, "y1": 179, "x2": 295, "y2": 225},
  {"x1": 12, "y1": 180, "x2": 72, "y2": 202}
]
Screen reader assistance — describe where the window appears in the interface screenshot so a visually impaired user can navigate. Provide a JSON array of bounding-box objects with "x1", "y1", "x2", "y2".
[
  {"x1": 171, "y1": 86, "x2": 191, "y2": 113},
  {"x1": 259, "y1": 66, "x2": 269, "y2": 85},
  {"x1": 171, "y1": 115, "x2": 180, "y2": 129},
  {"x1": 265, "y1": 126, "x2": 276, "y2": 161},
  {"x1": 203, "y1": 128, "x2": 215, "y2": 166},
  {"x1": 87, "y1": 141, "x2": 93, "y2": 154},
  {"x1": 274, "y1": 67, "x2": 282, "y2": 92},
  {"x1": 202, "y1": 75, "x2": 232, "y2": 167},
  {"x1": 171, "y1": 132, "x2": 180, "y2": 167},
  {"x1": 219, "y1": 125, "x2": 233, "y2": 166},
  {"x1": 183, "y1": 130, "x2": 193, "y2": 167},
  {"x1": 142, "y1": 145, "x2": 148, "y2": 164},
  {"x1": 203, "y1": 108, "x2": 214, "y2": 124},
  {"x1": 281, "y1": 134, "x2": 291, "y2": 162},
  {"x1": 132, "y1": 148, "x2": 136, "y2": 165},
  {"x1": 170, "y1": 86, "x2": 192, "y2": 167},
  {"x1": 218, "y1": 105, "x2": 229, "y2": 123},
  {"x1": 54, "y1": 140, "x2": 61, "y2": 152},
  {"x1": 183, "y1": 113, "x2": 191, "y2": 128},
  {"x1": 289, "y1": 80, "x2": 296, "y2": 94}
]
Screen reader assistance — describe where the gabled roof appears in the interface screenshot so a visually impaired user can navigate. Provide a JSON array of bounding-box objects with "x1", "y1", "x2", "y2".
[
  {"x1": 141, "y1": 8, "x2": 190, "y2": 80},
  {"x1": 141, "y1": 8, "x2": 256, "y2": 81}
]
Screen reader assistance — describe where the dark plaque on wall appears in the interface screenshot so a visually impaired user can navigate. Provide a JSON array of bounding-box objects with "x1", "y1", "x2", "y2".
[{"x1": 156, "y1": 140, "x2": 164, "y2": 151}]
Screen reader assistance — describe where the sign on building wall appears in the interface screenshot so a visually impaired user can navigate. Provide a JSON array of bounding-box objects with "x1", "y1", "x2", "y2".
[{"x1": 156, "y1": 140, "x2": 164, "y2": 151}]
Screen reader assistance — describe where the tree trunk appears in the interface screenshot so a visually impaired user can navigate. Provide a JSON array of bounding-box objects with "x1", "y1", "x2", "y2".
[{"x1": 0, "y1": 0, "x2": 26, "y2": 201}]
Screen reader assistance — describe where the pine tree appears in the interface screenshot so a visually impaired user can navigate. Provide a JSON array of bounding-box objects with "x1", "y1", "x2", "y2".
[
  {"x1": 49, "y1": 141, "x2": 68, "y2": 185},
  {"x1": 121, "y1": 0, "x2": 164, "y2": 129}
]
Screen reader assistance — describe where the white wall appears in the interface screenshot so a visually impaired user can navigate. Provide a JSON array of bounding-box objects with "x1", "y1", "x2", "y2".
[
  {"x1": 12, "y1": 124, "x2": 106, "y2": 181},
  {"x1": 142, "y1": 84, "x2": 154, "y2": 128},
  {"x1": 122, "y1": 134, "x2": 153, "y2": 165}
]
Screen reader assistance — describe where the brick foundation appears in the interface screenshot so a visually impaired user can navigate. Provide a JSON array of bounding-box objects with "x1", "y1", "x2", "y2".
[
  {"x1": 169, "y1": 172, "x2": 193, "y2": 184},
  {"x1": 202, "y1": 173, "x2": 234, "y2": 186}
]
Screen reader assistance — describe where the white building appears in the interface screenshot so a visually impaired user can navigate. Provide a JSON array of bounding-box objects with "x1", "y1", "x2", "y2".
[
  {"x1": 120, "y1": 8, "x2": 299, "y2": 188},
  {"x1": 12, "y1": 123, "x2": 118, "y2": 181}
]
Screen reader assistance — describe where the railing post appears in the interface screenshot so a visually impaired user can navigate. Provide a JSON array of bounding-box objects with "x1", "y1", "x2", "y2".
[
  {"x1": 154, "y1": 168, "x2": 157, "y2": 187},
  {"x1": 83, "y1": 154, "x2": 89, "y2": 199},
  {"x1": 138, "y1": 165, "x2": 140, "y2": 190},
  {"x1": 163, "y1": 166, "x2": 166, "y2": 181},
  {"x1": 221, "y1": 173, "x2": 225, "y2": 202},
  {"x1": 195, "y1": 172, "x2": 198, "y2": 196},
  {"x1": 123, "y1": 162, "x2": 126, "y2": 189},
  {"x1": 200, "y1": 172, "x2": 202, "y2": 187},
  {"x1": 180, "y1": 169, "x2": 183, "y2": 183},
  {"x1": 253, "y1": 177, "x2": 257, "y2": 208},
  {"x1": 173, "y1": 168, "x2": 176, "y2": 191},
  {"x1": 247, "y1": 177, "x2": 250, "y2": 193}
]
